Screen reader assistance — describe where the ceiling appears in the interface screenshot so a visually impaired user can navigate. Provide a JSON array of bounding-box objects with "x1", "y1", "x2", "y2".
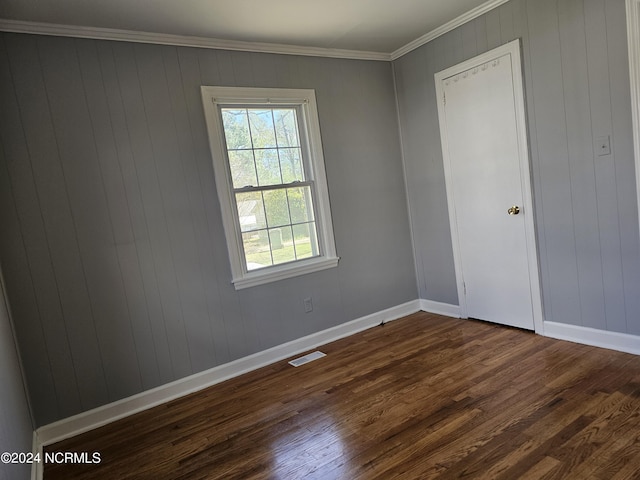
[{"x1": 0, "y1": 0, "x2": 496, "y2": 57}]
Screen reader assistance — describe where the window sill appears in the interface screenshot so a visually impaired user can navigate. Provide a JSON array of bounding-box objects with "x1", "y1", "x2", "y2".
[{"x1": 232, "y1": 256, "x2": 339, "y2": 290}]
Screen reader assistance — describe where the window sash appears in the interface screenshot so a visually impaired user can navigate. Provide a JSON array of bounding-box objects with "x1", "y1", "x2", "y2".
[
  {"x1": 232, "y1": 181, "x2": 321, "y2": 271},
  {"x1": 221, "y1": 106, "x2": 321, "y2": 272},
  {"x1": 201, "y1": 86, "x2": 338, "y2": 289},
  {"x1": 232, "y1": 180, "x2": 313, "y2": 194}
]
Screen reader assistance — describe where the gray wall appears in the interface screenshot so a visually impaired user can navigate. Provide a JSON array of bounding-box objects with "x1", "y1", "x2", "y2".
[
  {"x1": 394, "y1": 0, "x2": 640, "y2": 334},
  {"x1": 0, "y1": 32, "x2": 417, "y2": 427},
  {"x1": 3, "y1": 0, "x2": 638, "y2": 430},
  {"x1": 0, "y1": 271, "x2": 33, "y2": 480}
]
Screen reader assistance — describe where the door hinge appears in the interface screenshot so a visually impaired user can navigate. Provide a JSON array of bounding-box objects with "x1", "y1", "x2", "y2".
[
  {"x1": 463, "y1": 282, "x2": 466, "y2": 295},
  {"x1": 443, "y1": 92, "x2": 446, "y2": 106}
]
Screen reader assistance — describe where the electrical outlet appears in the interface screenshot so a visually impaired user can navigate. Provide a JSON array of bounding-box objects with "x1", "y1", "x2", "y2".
[
  {"x1": 596, "y1": 135, "x2": 611, "y2": 156},
  {"x1": 303, "y1": 297, "x2": 313, "y2": 313}
]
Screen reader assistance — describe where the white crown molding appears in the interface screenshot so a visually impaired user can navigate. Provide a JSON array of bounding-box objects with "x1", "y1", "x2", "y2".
[
  {"x1": 1, "y1": 0, "x2": 512, "y2": 63},
  {"x1": 0, "y1": 18, "x2": 391, "y2": 61},
  {"x1": 390, "y1": 0, "x2": 512, "y2": 60},
  {"x1": 627, "y1": 0, "x2": 640, "y2": 242}
]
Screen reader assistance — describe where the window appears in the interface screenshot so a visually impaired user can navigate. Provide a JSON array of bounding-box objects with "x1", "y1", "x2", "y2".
[{"x1": 201, "y1": 87, "x2": 338, "y2": 289}]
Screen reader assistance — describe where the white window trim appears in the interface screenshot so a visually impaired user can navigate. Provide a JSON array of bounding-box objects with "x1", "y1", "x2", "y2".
[{"x1": 201, "y1": 86, "x2": 339, "y2": 289}]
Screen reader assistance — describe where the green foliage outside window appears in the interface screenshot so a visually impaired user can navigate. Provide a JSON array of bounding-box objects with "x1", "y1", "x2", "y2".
[{"x1": 221, "y1": 107, "x2": 319, "y2": 270}]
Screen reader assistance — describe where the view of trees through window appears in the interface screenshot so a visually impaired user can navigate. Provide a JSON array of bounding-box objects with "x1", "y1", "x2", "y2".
[{"x1": 221, "y1": 107, "x2": 319, "y2": 270}]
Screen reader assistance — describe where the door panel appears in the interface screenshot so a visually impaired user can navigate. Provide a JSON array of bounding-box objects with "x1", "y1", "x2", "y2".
[{"x1": 436, "y1": 42, "x2": 538, "y2": 331}]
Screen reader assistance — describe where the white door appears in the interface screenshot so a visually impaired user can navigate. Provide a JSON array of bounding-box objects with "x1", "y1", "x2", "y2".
[{"x1": 435, "y1": 40, "x2": 543, "y2": 332}]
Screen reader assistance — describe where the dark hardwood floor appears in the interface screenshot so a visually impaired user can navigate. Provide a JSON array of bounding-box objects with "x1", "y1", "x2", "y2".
[{"x1": 44, "y1": 312, "x2": 640, "y2": 479}]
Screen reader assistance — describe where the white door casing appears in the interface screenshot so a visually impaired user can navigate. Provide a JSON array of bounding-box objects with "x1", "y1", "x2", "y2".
[{"x1": 435, "y1": 39, "x2": 544, "y2": 333}]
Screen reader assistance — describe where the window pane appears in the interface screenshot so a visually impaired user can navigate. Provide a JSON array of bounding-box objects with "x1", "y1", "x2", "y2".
[
  {"x1": 243, "y1": 230, "x2": 272, "y2": 270},
  {"x1": 248, "y1": 110, "x2": 277, "y2": 148},
  {"x1": 263, "y1": 189, "x2": 290, "y2": 228},
  {"x1": 235, "y1": 192, "x2": 266, "y2": 232},
  {"x1": 273, "y1": 109, "x2": 299, "y2": 147},
  {"x1": 204, "y1": 87, "x2": 337, "y2": 287},
  {"x1": 288, "y1": 186, "x2": 315, "y2": 224},
  {"x1": 270, "y1": 227, "x2": 295, "y2": 265},
  {"x1": 255, "y1": 149, "x2": 282, "y2": 186},
  {"x1": 221, "y1": 109, "x2": 251, "y2": 150},
  {"x1": 293, "y1": 223, "x2": 318, "y2": 259},
  {"x1": 228, "y1": 150, "x2": 257, "y2": 188},
  {"x1": 280, "y1": 148, "x2": 304, "y2": 183}
]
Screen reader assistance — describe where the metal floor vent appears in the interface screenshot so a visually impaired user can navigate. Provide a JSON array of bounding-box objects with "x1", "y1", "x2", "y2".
[{"x1": 288, "y1": 351, "x2": 326, "y2": 367}]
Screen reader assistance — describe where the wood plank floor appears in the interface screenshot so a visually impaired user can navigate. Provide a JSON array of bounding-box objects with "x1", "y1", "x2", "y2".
[{"x1": 44, "y1": 312, "x2": 640, "y2": 479}]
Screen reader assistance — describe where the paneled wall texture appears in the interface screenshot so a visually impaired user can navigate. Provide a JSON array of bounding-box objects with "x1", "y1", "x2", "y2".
[
  {"x1": 394, "y1": 0, "x2": 640, "y2": 334},
  {"x1": 0, "y1": 34, "x2": 417, "y2": 426},
  {"x1": 0, "y1": 272, "x2": 32, "y2": 480},
  {"x1": 1, "y1": 0, "x2": 639, "y2": 428}
]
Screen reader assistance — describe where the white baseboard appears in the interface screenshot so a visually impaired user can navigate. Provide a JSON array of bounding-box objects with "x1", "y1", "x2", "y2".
[
  {"x1": 418, "y1": 302, "x2": 640, "y2": 357},
  {"x1": 36, "y1": 299, "x2": 421, "y2": 448},
  {"x1": 544, "y1": 321, "x2": 640, "y2": 356},
  {"x1": 419, "y1": 299, "x2": 462, "y2": 318}
]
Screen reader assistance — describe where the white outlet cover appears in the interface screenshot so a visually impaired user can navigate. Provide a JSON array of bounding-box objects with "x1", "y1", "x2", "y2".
[{"x1": 597, "y1": 135, "x2": 611, "y2": 156}]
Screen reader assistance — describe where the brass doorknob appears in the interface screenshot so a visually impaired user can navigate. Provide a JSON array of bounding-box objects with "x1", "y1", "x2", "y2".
[{"x1": 507, "y1": 205, "x2": 520, "y2": 215}]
